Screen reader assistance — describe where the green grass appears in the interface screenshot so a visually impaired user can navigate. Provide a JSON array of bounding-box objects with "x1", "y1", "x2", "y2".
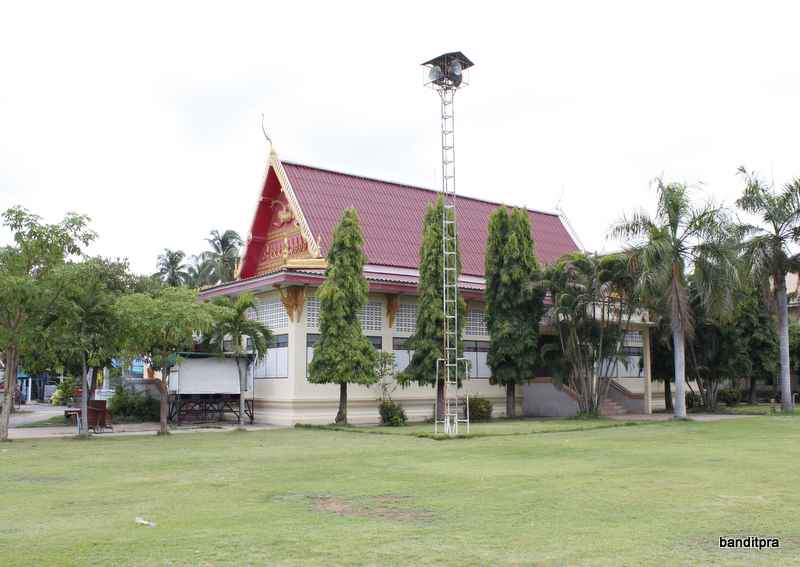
[
  {"x1": 16, "y1": 415, "x2": 71, "y2": 428},
  {"x1": 718, "y1": 404, "x2": 800, "y2": 416},
  {"x1": 2, "y1": 416, "x2": 800, "y2": 566},
  {"x1": 300, "y1": 417, "x2": 643, "y2": 439}
]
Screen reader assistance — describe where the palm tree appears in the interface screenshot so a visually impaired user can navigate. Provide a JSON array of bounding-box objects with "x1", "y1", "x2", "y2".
[
  {"x1": 185, "y1": 254, "x2": 217, "y2": 289},
  {"x1": 610, "y1": 180, "x2": 735, "y2": 418},
  {"x1": 155, "y1": 249, "x2": 189, "y2": 286},
  {"x1": 209, "y1": 293, "x2": 272, "y2": 424},
  {"x1": 206, "y1": 230, "x2": 242, "y2": 283},
  {"x1": 735, "y1": 167, "x2": 800, "y2": 412}
]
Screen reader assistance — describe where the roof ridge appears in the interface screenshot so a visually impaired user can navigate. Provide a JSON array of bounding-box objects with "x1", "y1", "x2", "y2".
[{"x1": 281, "y1": 159, "x2": 562, "y2": 217}]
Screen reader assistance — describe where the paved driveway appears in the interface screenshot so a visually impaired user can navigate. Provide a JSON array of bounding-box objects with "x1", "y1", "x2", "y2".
[{"x1": 8, "y1": 402, "x2": 66, "y2": 427}]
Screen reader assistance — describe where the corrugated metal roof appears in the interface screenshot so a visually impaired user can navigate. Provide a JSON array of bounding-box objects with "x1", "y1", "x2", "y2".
[{"x1": 283, "y1": 162, "x2": 579, "y2": 277}]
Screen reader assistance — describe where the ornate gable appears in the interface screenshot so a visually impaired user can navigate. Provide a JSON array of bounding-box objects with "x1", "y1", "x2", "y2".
[{"x1": 238, "y1": 150, "x2": 323, "y2": 279}]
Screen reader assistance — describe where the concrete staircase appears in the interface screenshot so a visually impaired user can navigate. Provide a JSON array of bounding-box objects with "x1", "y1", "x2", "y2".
[{"x1": 600, "y1": 398, "x2": 626, "y2": 416}]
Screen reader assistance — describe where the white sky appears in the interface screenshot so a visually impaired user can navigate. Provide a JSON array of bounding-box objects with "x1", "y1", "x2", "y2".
[{"x1": 2, "y1": 1, "x2": 799, "y2": 274}]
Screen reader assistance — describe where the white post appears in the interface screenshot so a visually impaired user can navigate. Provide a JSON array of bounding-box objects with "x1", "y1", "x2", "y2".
[{"x1": 642, "y1": 328, "x2": 652, "y2": 415}]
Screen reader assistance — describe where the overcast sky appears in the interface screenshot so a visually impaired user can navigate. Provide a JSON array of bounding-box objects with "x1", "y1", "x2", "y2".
[{"x1": 2, "y1": 1, "x2": 799, "y2": 274}]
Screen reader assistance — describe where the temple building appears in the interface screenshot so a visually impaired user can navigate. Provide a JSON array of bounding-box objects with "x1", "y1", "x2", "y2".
[{"x1": 199, "y1": 149, "x2": 654, "y2": 424}]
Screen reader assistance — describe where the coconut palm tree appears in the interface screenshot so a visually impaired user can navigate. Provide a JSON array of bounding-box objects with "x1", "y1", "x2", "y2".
[
  {"x1": 735, "y1": 167, "x2": 800, "y2": 412},
  {"x1": 610, "y1": 179, "x2": 735, "y2": 418},
  {"x1": 206, "y1": 230, "x2": 242, "y2": 283},
  {"x1": 155, "y1": 249, "x2": 189, "y2": 287},
  {"x1": 185, "y1": 254, "x2": 217, "y2": 289},
  {"x1": 208, "y1": 293, "x2": 271, "y2": 424}
]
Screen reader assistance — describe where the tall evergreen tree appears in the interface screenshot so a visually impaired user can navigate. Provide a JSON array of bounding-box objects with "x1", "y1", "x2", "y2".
[
  {"x1": 485, "y1": 207, "x2": 545, "y2": 417},
  {"x1": 399, "y1": 196, "x2": 465, "y2": 420},
  {"x1": 308, "y1": 209, "x2": 378, "y2": 424}
]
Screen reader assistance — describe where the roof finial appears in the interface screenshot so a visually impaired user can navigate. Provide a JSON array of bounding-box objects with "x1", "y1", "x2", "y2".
[{"x1": 260, "y1": 112, "x2": 275, "y2": 156}]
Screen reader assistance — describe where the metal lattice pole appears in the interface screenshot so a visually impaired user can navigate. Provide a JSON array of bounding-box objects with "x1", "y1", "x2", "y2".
[
  {"x1": 436, "y1": 87, "x2": 469, "y2": 436},
  {"x1": 424, "y1": 52, "x2": 473, "y2": 436}
]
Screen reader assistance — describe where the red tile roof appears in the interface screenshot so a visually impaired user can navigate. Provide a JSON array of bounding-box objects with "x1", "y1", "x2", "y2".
[{"x1": 283, "y1": 162, "x2": 579, "y2": 277}]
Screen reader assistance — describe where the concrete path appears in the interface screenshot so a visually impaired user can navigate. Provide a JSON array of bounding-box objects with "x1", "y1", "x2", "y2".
[
  {"x1": 8, "y1": 402, "x2": 65, "y2": 427},
  {"x1": 8, "y1": 407, "x2": 279, "y2": 439}
]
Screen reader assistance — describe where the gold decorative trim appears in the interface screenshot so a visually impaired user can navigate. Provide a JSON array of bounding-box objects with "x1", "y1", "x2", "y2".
[
  {"x1": 270, "y1": 153, "x2": 321, "y2": 258},
  {"x1": 285, "y1": 258, "x2": 328, "y2": 269},
  {"x1": 276, "y1": 286, "x2": 305, "y2": 322},
  {"x1": 385, "y1": 294, "x2": 399, "y2": 328}
]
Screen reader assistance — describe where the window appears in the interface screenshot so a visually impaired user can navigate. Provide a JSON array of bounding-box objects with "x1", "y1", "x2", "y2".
[
  {"x1": 306, "y1": 299, "x2": 382, "y2": 332},
  {"x1": 463, "y1": 340, "x2": 491, "y2": 378},
  {"x1": 465, "y1": 309, "x2": 488, "y2": 336},
  {"x1": 395, "y1": 303, "x2": 417, "y2": 333},
  {"x1": 306, "y1": 333, "x2": 381, "y2": 377},
  {"x1": 249, "y1": 300, "x2": 289, "y2": 330},
  {"x1": 623, "y1": 332, "x2": 643, "y2": 356},
  {"x1": 393, "y1": 337, "x2": 413, "y2": 372},
  {"x1": 253, "y1": 333, "x2": 288, "y2": 378},
  {"x1": 305, "y1": 296, "x2": 320, "y2": 329},
  {"x1": 358, "y1": 302, "x2": 383, "y2": 332}
]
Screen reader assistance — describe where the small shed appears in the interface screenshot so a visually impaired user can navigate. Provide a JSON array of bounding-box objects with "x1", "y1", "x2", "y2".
[{"x1": 168, "y1": 353, "x2": 255, "y2": 424}]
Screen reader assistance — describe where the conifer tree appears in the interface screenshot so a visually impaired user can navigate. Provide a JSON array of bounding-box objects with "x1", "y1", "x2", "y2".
[
  {"x1": 485, "y1": 207, "x2": 546, "y2": 417},
  {"x1": 308, "y1": 208, "x2": 378, "y2": 424},
  {"x1": 399, "y1": 196, "x2": 465, "y2": 420}
]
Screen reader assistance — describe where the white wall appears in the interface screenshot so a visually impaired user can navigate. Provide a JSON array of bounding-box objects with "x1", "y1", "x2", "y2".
[{"x1": 170, "y1": 357, "x2": 250, "y2": 395}]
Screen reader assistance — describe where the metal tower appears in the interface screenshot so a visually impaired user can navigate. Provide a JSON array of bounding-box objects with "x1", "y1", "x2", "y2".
[{"x1": 422, "y1": 52, "x2": 474, "y2": 436}]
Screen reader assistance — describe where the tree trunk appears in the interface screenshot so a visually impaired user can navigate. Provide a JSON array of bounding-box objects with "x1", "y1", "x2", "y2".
[
  {"x1": 672, "y1": 320, "x2": 687, "y2": 418},
  {"x1": 748, "y1": 376, "x2": 757, "y2": 404},
  {"x1": 236, "y1": 357, "x2": 245, "y2": 425},
  {"x1": 79, "y1": 353, "x2": 89, "y2": 437},
  {"x1": 90, "y1": 367, "x2": 99, "y2": 399},
  {"x1": 0, "y1": 346, "x2": 19, "y2": 442},
  {"x1": 158, "y1": 368, "x2": 169, "y2": 434},
  {"x1": 436, "y1": 379, "x2": 445, "y2": 421},
  {"x1": 775, "y1": 282, "x2": 794, "y2": 412},
  {"x1": 506, "y1": 383, "x2": 516, "y2": 418},
  {"x1": 664, "y1": 378, "x2": 673, "y2": 411},
  {"x1": 335, "y1": 382, "x2": 347, "y2": 424}
]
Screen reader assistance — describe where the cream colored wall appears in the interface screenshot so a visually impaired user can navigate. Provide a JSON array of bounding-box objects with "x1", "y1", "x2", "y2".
[
  {"x1": 250, "y1": 290, "x2": 295, "y2": 403},
  {"x1": 253, "y1": 288, "x2": 514, "y2": 425},
  {"x1": 247, "y1": 287, "x2": 655, "y2": 424}
]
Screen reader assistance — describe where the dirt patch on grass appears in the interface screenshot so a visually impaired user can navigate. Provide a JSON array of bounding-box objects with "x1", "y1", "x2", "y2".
[{"x1": 306, "y1": 494, "x2": 431, "y2": 522}]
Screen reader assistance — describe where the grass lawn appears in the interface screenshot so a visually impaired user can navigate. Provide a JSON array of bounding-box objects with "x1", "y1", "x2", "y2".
[
  {"x1": 303, "y1": 417, "x2": 644, "y2": 438},
  {"x1": 3, "y1": 416, "x2": 800, "y2": 566}
]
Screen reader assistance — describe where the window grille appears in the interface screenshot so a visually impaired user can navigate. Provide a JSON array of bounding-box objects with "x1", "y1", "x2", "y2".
[
  {"x1": 624, "y1": 332, "x2": 643, "y2": 347},
  {"x1": 249, "y1": 300, "x2": 288, "y2": 330},
  {"x1": 305, "y1": 296, "x2": 320, "y2": 329},
  {"x1": 358, "y1": 302, "x2": 383, "y2": 332},
  {"x1": 465, "y1": 309, "x2": 488, "y2": 336},
  {"x1": 395, "y1": 303, "x2": 417, "y2": 333}
]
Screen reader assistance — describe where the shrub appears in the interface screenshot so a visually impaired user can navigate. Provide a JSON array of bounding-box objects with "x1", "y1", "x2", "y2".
[
  {"x1": 686, "y1": 391, "x2": 703, "y2": 411},
  {"x1": 378, "y1": 399, "x2": 407, "y2": 426},
  {"x1": 109, "y1": 387, "x2": 160, "y2": 422},
  {"x1": 718, "y1": 388, "x2": 741, "y2": 407},
  {"x1": 468, "y1": 396, "x2": 492, "y2": 421},
  {"x1": 50, "y1": 377, "x2": 77, "y2": 406}
]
